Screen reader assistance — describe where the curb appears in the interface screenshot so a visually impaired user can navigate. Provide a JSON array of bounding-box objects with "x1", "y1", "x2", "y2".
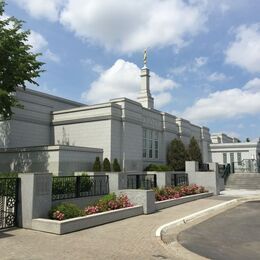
[{"x1": 155, "y1": 198, "x2": 238, "y2": 238}]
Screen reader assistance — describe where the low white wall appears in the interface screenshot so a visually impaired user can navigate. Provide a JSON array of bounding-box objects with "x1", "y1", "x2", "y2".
[
  {"x1": 52, "y1": 195, "x2": 103, "y2": 209},
  {"x1": 32, "y1": 205, "x2": 143, "y2": 235},
  {"x1": 185, "y1": 161, "x2": 220, "y2": 195},
  {"x1": 116, "y1": 189, "x2": 156, "y2": 214},
  {"x1": 0, "y1": 145, "x2": 103, "y2": 176},
  {"x1": 155, "y1": 192, "x2": 213, "y2": 211}
]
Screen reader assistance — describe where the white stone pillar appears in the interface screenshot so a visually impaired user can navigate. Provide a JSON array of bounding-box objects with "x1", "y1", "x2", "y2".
[{"x1": 18, "y1": 172, "x2": 52, "y2": 228}]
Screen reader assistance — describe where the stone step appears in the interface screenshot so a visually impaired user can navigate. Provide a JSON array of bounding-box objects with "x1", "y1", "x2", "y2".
[{"x1": 225, "y1": 174, "x2": 260, "y2": 189}]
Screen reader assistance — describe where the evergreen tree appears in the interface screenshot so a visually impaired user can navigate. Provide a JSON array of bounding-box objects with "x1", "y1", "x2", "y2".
[
  {"x1": 93, "y1": 157, "x2": 101, "y2": 172},
  {"x1": 187, "y1": 136, "x2": 202, "y2": 163},
  {"x1": 112, "y1": 158, "x2": 121, "y2": 172},
  {"x1": 0, "y1": 2, "x2": 44, "y2": 119},
  {"x1": 167, "y1": 138, "x2": 187, "y2": 171},
  {"x1": 103, "y1": 158, "x2": 111, "y2": 172}
]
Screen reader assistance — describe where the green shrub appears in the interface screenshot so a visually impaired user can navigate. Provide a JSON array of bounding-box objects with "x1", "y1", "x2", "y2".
[
  {"x1": 49, "y1": 203, "x2": 84, "y2": 220},
  {"x1": 167, "y1": 139, "x2": 188, "y2": 171},
  {"x1": 112, "y1": 158, "x2": 121, "y2": 172},
  {"x1": 93, "y1": 157, "x2": 101, "y2": 171},
  {"x1": 187, "y1": 136, "x2": 202, "y2": 163},
  {"x1": 0, "y1": 172, "x2": 18, "y2": 178},
  {"x1": 144, "y1": 164, "x2": 171, "y2": 172},
  {"x1": 96, "y1": 193, "x2": 117, "y2": 211},
  {"x1": 80, "y1": 174, "x2": 93, "y2": 192},
  {"x1": 52, "y1": 177, "x2": 76, "y2": 195},
  {"x1": 103, "y1": 158, "x2": 111, "y2": 172}
]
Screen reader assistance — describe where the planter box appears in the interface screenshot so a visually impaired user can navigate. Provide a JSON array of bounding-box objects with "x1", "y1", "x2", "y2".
[
  {"x1": 32, "y1": 205, "x2": 143, "y2": 235},
  {"x1": 155, "y1": 192, "x2": 213, "y2": 211}
]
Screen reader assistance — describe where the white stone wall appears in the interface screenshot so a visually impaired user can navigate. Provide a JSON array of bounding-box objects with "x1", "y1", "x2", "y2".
[
  {"x1": 54, "y1": 121, "x2": 111, "y2": 159},
  {"x1": 0, "y1": 88, "x2": 82, "y2": 148},
  {"x1": 0, "y1": 145, "x2": 103, "y2": 175}
]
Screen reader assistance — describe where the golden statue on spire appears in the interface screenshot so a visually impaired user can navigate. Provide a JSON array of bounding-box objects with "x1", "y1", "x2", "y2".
[{"x1": 143, "y1": 48, "x2": 147, "y2": 67}]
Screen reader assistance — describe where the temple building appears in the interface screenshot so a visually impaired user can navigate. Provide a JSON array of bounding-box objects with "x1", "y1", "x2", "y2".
[{"x1": 2, "y1": 54, "x2": 257, "y2": 174}]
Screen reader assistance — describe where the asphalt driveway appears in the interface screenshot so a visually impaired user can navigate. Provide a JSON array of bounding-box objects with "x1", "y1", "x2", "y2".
[{"x1": 178, "y1": 201, "x2": 260, "y2": 260}]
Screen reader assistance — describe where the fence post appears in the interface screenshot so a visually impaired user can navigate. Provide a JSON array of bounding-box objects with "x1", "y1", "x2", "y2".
[
  {"x1": 76, "y1": 176, "x2": 80, "y2": 198},
  {"x1": 136, "y1": 175, "x2": 140, "y2": 189},
  {"x1": 17, "y1": 173, "x2": 52, "y2": 228},
  {"x1": 154, "y1": 174, "x2": 157, "y2": 188},
  {"x1": 174, "y1": 174, "x2": 177, "y2": 186}
]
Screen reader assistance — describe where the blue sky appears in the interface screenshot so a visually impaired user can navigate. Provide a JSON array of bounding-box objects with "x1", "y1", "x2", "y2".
[{"x1": 4, "y1": 0, "x2": 260, "y2": 141}]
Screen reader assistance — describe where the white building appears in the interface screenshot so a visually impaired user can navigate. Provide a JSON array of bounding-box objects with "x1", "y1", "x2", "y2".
[
  {"x1": 0, "y1": 59, "x2": 213, "y2": 174},
  {"x1": 210, "y1": 133, "x2": 260, "y2": 173}
]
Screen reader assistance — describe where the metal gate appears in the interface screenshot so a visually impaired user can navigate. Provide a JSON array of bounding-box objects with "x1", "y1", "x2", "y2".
[{"x1": 0, "y1": 178, "x2": 19, "y2": 229}]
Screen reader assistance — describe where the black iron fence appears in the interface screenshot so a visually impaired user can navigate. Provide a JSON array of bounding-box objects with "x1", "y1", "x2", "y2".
[
  {"x1": 198, "y1": 163, "x2": 210, "y2": 172},
  {"x1": 52, "y1": 175, "x2": 109, "y2": 201},
  {"x1": 171, "y1": 173, "x2": 189, "y2": 186},
  {"x1": 0, "y1": 178, "x2": 19, "y2": 229},
  {"x1": 127, "y1": 174, "x2": 157, "y2": 190}
]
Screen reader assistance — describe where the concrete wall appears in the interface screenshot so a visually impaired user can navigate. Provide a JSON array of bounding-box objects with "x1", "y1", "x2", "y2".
[
  {"x1": 185, "y1": 161, "x2": 220, "y2": 195},
  {"x1": 0, "y1": 145, "x2": 103, "y2": 176},
  {"x1": 0, "y1": 88, "x2": 83, "y2": 148}
]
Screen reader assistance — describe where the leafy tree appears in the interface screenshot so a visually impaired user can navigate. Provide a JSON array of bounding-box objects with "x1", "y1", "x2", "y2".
[
  {"x1": 187, "y1": 136, "x2": 202, "y2": 163},
  {"x1": 246, "y1": 137, "x2": 250, "y2": 142},
  {"x1": 0, "y1": 1, "x2": 44, "y2": 119},
  {"x1": 167, "y1": 138, "x2": 188, "y2": 171},
  {"x1": 103, "y1": 158, "x2": 111, "y2": 172},
  {"x1": 93, "y1": 157, "x2": 101, "y2": 172},
  {"x1": 112, "y1": 158, "x2": 121, "y2": 172}
]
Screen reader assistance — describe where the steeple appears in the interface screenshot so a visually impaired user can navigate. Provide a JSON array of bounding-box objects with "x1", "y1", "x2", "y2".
[{"x1": 137, "y1": 49, "x2": 154, "y2": 109}]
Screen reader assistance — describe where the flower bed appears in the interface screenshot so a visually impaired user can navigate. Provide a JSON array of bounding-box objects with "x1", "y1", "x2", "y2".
[
  {"x1": 50, "y1": 193, "x2": 134, "y2": 221},
  {"x1": 32, "y1": 193, "x2": 142, "y2": 235},
  {"x1": 32, "y1": 205, "x2": 143, "y2": 235},
  {"x1": 154, "y1": 184, "x2": 207, "y2": 201}
]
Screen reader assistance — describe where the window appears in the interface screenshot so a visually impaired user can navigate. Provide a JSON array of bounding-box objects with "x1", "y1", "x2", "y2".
[
  {"x1": 230, "y1": 153, "x2": 234, "y2": 163},
  {"x1": 149, "y1": 130, "x2": 153, "y2": 158},
  {"x1": 143, "y1": 128, "x2": 159, "y2": 159},
  {"x1": 223, "y1": 153, "x2": 227, "y2": 164},
  {"x1": 154, "y1": 132, "x2": 159, "y2": 159},
  {"x1": 237, "y1": 152, "x2": 242, "y2": 165},
  {"x1": 143, "y1": 129, "x2": 147, "y2": 158}
]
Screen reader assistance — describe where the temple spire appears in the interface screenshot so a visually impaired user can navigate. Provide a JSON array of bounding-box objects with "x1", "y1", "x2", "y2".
[{"x1": 137, "y1": 49, "x2": 154, "y2": 109}]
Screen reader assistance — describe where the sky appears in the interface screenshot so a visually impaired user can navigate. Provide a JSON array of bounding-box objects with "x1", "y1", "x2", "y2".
[{"x1": 3, "y1": 0, "x2": 260, "y2": 141}]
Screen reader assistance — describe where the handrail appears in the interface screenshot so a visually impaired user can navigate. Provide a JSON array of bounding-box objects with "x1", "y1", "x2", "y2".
[{"x1": 222, "y1": 164, "x2": 231, "y2": 184}]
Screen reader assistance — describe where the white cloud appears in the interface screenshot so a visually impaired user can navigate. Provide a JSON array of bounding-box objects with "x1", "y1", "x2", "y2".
[
  {"x1": 82, "y1": 59, "x2": 177, "y2": 109},
  {"x1": 27, "y1": 31, "x2": 60, "y2": 63},
  {"x1": 181, "y1": 78, "x2": 260, "y2": 122},
  {"x1": 243, "y1": 77, "x2": 260, "y2": 92},
  {"x1": 11, "y1": 0, "x2": 65, "y2": 22},
  {"x1": 225, "y1": 24, "x2": 260, "y2": 73},
  {"x1": 27, "y1": 30, "x2": 48, "y2": 52},
  {"x1": 81, "y1": 58, "x2": 104, "y2": 74},
  {"x1": 195, "y1": 57, "x2": 208, "y2": 67},
  {"x1": 207, "y1": 72, "x2": 231, "y2": 82},
  {"x1": 45, "y1": 50, "x2": 60, "y2": 63},
  {"x1": 60, "y1": 0, "x2": 207, "y2": 53}
]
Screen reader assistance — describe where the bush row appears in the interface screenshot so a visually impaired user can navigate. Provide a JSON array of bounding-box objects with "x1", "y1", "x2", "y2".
[{"x1": 93, "y1": 157, "x2": 121, "y2": 172}]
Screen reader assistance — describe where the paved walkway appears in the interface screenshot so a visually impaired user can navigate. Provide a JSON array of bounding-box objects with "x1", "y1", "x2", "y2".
[{"x1": 0, "y1": 196, "x2": 233, "y2": 260}]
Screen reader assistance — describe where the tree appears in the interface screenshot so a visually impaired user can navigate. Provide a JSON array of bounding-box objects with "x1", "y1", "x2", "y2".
[
  {"x1": 0, "y1": 2, "x2": 44, "y2": 120},
  {"x1": 103, "y1": 158, "x2": 111, "y2": 172},
  {"x1": 246, "y1": 137, "x2": 250, "y2": 142},
  {"x1": 167, "y1": 138, "x2": 188, "y2": 171},
  {"x1": 112, "y1": 158, "x2": 121, "y2": 172},
  {"x1": 187, "y1": 136, "x2": 202, "y2": 163},
  {"x1": 93, "y1": 157, "x2": 101, "y2": 172}
]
